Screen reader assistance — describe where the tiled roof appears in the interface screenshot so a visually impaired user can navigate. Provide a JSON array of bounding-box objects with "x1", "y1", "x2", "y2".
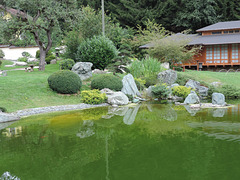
[
  {"x1": 189, "y1": 34, "x2": 240, "y2": 45},
  {"x1": 196, "y1": 20, "x2": 240, "y2": 32}
]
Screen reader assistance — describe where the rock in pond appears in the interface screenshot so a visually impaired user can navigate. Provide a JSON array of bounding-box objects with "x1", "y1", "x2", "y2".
[
  {"x1": 121, "y1": 74, "x2": 141, "y2": 97},
  {"x1": 212, "y1": 93, "x2": 226, "y2": 106},
  {"x1": 184, "y1": 91, "x2": 200, "y2": 104},
  {"x1": 107, "y1": 92, "x2": 129, "y2": 106},
  {"x1": 157, "y1": 70, "x2": 177, "y2": 85},
  {"x1": 72, "y1": 62, "x2": 93, "y2": 81}
]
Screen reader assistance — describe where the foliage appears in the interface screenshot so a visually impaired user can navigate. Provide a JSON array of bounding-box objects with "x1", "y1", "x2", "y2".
[
  {"x1": 135, "y1": 78, "x2": 146, "y2": 91},
  {"x1": 36, "y1": 50, "x2": 53, "y2": 59},
  {"x1": 149, "y1": 32, "x2": 201, "y2": 66},
  {"x1": 91, "y1": 74, "x2": 123, "y2": 91},
  {"x1": 0, "y1": 60, "x2": 2, "y2": 67},
  {"x1": 152, "y1": 84, "x2": 170, "y2": 100},
  {"x1": 0, "y1": 106, "x2": 7, "y2": 112},
  {"x1": 129, "y1": 57, "x2": 162, "y2": 78},
  {"x1": 45, "y1": 54, "x2": 56, "y2": 64},
  {"x1": 0, "y1": 49, "x2": 5, "y2": 58},
  {"x1": 48, "y1": 70, "x2": 82, "y2": 94},
  {"x1": 63, "y1": 31, "x2": 84, "y2": 61},
  {"x1": 175, "y1": 73, "x2": 191, "y2": 86},
  {"x1": 22, "y1": 51, "x2": 32, "y2": 58},
  {"x1": 172, "y1": 86, "x2": 192, "y2": 98},
  {"x1": 208, "y1": 85, "x2": 240, "y2": 99},
  {"x1": 17, "y1": 57, "x2": 28, "y2": 62},
  {"x1": 144, "y1": 75, "x2": 158, "y2": 88},
  {"x1": 126, "y1": 94, "x2": 133, "y2": 101},
  {"x1": 81, "y1": 89, "x2": 107, "y2": 104},
  {"x1": 76, "y1": 36, "x2": 118, "y2": 70},
  {"x1": 59, "y1": 59, "x2": 75, "y2": 70}
]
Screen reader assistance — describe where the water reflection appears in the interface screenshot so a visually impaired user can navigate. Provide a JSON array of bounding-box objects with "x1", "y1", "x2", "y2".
[
  {"x1": 1, "y1": 171, "x2": 20, "y2": 180},
  {"x1": 2, "y1": 126, "x2": 22, "y2": 137},
  {"x1": 77, "y1": 120, "x2": 95, "y2": 138}
]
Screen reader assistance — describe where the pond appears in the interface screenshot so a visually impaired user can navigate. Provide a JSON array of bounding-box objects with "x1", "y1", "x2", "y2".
[{"x1": 0, "y1": 101, "x2": 240, "y2": 180}]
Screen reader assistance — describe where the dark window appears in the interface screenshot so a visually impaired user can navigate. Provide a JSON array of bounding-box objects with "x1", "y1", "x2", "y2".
[
  {"x1": 212, "y1": 31, "x2": 221, "y2": 35},
  {"x1": 224, "y1": 31, "x2": 228, "y2": 34},
  {"x1": 229, "y1": 30, "x2": 234, "y2": 33},
  {"x1": 235, "y1": 30, "x2": 239, "y2": 33}
]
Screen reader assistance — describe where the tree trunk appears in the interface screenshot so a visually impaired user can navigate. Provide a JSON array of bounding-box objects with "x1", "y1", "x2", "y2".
[{"x1": 39, "y1": 48, "x2": 46, "y2": 71}]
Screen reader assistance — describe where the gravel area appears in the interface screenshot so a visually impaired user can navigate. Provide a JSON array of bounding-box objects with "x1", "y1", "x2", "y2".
[{"x1": 0, "y1": 103, "x2": 109, "y2": 123}]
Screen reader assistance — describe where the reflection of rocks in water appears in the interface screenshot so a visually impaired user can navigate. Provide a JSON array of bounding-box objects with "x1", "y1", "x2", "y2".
[
  {"x1": 123, "y1": 104, "x2": 141, "y2": 125},
  {"x1": 0, "y1": 122, "x2": 14, "y2": 131},
  {"x1": 76, "y1": 120, "x2": 95, "y2": 138},
  {"x1": 1, "y1": 171, "x2": 20, "y2": 180},
  {"x1": 163, "y1": 107, "x2": 177, "y2": 121},
  {"x1": 188, "y1": 121, "x2": 240, "y2": 142},
  {"x1": 212, "y1": 108, "x2": 227, "y2": 118},
  {"x1": 184, "y1": 105, "x2": 200, "y2": 116},
  {"x1": 102, "y1": 107, "x2": 129, "y2": 119}
]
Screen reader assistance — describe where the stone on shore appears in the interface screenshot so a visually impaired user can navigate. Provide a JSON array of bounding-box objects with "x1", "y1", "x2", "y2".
[
  {"x1": 185, "y1": 79, "x2": 208, "y2": 97},
  {"x1": 212, "y1": 93, "x2": 226, "y2": 106},
  {"x1": 14, "y1": 62, "x2": 27, "y2": 66},
  {"x1": 0, "y1": 113, "x2": 20, "y2": 123},
  {"x1": 72, "y1": 62, "x2": 93, "y2": 81},
  {"x1": 121, "y1": 74, "x2": 141, "y2": 97},
  {"x1": 107, "y1": 92, "x2": 129, "y2": 106},
  {"x1": 184, "y1": 91, "x2": 200, "y2": 104}
]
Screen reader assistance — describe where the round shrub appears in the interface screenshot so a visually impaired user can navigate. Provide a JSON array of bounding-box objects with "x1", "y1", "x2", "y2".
[
  {"x1": 45, "y1": 54, "x2": 56, "y2": 64},
  {"x1": 0, "y1": 107, "x2": 7, "y2": 112},
  {"x1": 76, "y1": 36, "x2": 118, "y2": 70},
  {"x1": 18, "y1": 57, "x2": 28, "y2": 62},
  {"x1": 22, "y1": 51, "x2": 32, "y2": 58},
  {"x1": 59, "y1": 59, "x2": 75, "y2": 70},
  {"x1": 91, "y1": 74, "x2": 123, "y2": 91},
  {"x1": 81, "y1": 90, "x2": 107, "y2": 104},
  {"x1": 172, "y1": 86, "x2": 192, "y2": 98},
  {"x1": 152, "y1": 84, "x2": 170, "y2": 100},
  {"x1": 48, "y1": 70, "x2": 82, "y2": 94}
]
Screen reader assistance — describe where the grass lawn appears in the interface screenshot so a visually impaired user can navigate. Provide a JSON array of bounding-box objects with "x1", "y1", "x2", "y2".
[
  {"x1": 0, "y1": 61, "x2": 86, "y2": 112},
  {"x1": 178, "y1": 70, "x2": 240, "y2": 88}
]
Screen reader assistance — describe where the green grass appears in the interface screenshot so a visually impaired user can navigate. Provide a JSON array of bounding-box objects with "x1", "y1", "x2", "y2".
[
  {"x1": 178, "y1": 70, "x2": 240, "y2": 88},
  {"x1": 0, "y1": 61, "x2": 83, "y2": 112}
]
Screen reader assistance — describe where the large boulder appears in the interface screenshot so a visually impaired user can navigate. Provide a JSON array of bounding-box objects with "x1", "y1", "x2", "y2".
[
  {"x1": 14, "y1": 61, "x2": 27, "y2": 66},
  {"x1": 72, "y1": 62, "x2": 93, "y2": 81},
  {"x1": 107, "y1": 92, "x2": 129, "y2": 106},
  {"x1": 184, "y1": 91, "x2": 200, "y2": 104},
  {"x1": 212, "y1": 93, "x2": 226, "y2": 106},
  {"x1": 157, "y1": 70, "x2": 177, "y2": 85},
  {"x1": 121, "y1": 74, "x2": 141, "y2": 97},
  {"x1": 185, "y1": 79, "x2": 208, "y2": 97}
]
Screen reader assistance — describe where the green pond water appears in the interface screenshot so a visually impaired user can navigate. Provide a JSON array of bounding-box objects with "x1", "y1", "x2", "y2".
[{"x1": 1, "y1": 101, "x2": 240, "y2": 180}]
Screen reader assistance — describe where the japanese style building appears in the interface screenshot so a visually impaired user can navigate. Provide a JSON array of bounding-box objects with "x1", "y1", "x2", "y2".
[{"x1": 182, "y1": 20, "x2": 240, "y2": 70}]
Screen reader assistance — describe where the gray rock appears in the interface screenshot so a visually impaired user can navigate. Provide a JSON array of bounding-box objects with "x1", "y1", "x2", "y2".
[
  {"x1": 0, "y1": 113, "x2": 20, "y2": 123},
  {"x1": 157, "y1": 70, "x2": 177, "y2": 85},
  {"x1": 0, "y1": 71, "x2": 7, "y2": 76},
  {"x1": 107, "y1": 92, "x2": 129, "y2": 105},
  {"x1": 4, "y1": 65, "x2": 15, "y2": 67},
  {"x1": 28, "y1": 58, "x2": 38, "y2": 62},
  {"x1": 184, "y1": 91, "x2": 200, "y2": 104},
  {"x1": 160, "y1": 62, "x2": 170, "y2": 69},
  {"x1": 14, "y1": 61, "x2": 27, "y2": 66},
  {"x1": 121, "y1": 74, "x2": 141, "y2": 97},
  {"x1": 100, "y1": 88, "x2": 115, "y2": 95},
  {"x1": 92, "y1": 69, "x2": 107, "y2": 74},
  {"x1": 145, "y1": 86, "x2": 154, "y2": 99},
  {"x1": 72, "y1": 62, "x2": 93, "y2": 81},
  {"x1": 50, "y1": 59, "x2": 57, "y2": 64},
  {"x1": 212, "y1": 93, "x2": 226, "y2": 106},
  {"x1": 185, "y1": 79, "x2": 208, "y2": 97}
]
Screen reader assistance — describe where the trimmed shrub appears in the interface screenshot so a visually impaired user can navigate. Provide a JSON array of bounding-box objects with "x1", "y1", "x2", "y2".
[
  {"x1": 18, "y1": 57, "x2": 28, "y2": 62},
  {"x1": 48, "y1": 70, "x2": 82, "y2": 94},
  {"x1": 172, "y1": 86, "x2": 192, "y2": 98},
  {"x1": 81, "y1": 89, "x2": 107, "y2": 104},
  {"x1": 22, "y1": 51, "x2": 32, "y2": 58},
  {"x1": 144, "y1": 75, "x2": 158, "y2": 88},
  {"x1": 0, "y1": 49, "x2": 5, "y2": 58},
  {"x1": 152, "y1": 84, "x2": 170, "y2": 100},
  {"x1": 76, "y1": 36, "x2": 118, "y2": 70},
  {"x1": 45, "y1": 54, "x2": 56, "y2": 64},
  {"x1": 91, "y1": 74, "x2": 123, "y2": 91},
  {"x1": 59, "y1": 59, "x2": 75, "y2": 70}
]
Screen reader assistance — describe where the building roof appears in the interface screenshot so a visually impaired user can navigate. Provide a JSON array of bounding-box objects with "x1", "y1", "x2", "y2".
[
  {"x1": 189, "y1": 34, "x2": 240, "y2": 45},
  {"x1": 196, "y1": 20, "x2": 240, "y2": 32}
]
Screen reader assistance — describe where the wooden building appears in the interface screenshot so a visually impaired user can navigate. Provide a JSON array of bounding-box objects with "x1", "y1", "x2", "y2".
[{"x1": 182, "y1": 20, "x2": 240, "y2": 70}]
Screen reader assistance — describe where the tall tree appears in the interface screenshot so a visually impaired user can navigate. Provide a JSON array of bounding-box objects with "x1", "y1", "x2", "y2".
[
  {"x1": 0, "y1": 0, "x2": 79, "y2": 71},
  {"x1": 215, "y1": 0, "x2": 240, "y2": 21}
]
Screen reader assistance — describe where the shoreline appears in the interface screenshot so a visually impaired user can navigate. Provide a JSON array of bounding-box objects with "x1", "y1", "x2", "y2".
[{"x1": 0, "y1": 103, "x2": 109, "y2": 123}]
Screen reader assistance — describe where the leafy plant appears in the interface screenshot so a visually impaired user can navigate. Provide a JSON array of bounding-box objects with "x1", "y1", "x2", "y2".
[
  {"x1": 0, "y1": 49, "x2": 5, "y2": 58},
  {"x1": 76, "y1": 36, "x2": 118, "y2": 70},
  {"x1": 144, "y1": 75, "x2": 158, "y2": 88},
  {"x1": 48, "y1": 70, "x2": 82, "y2": 94},
  {"x1": 91, "y1": 74, "x2": 123, "y2": 91},
  {"x1": 18, "y1": 57, "x2": 28, "y2": 62},
  {"x1": 45, "y1": 54, "x2": 56, "y2": 64},
  {"x1": 0, "y1": 107, "x2": 7, "y2": 112},
  {"x1": 152, "y1": 84, "x2": 170, "y2": 100},
  {"x1": 172, "y1": 86, "x2": 192, "y2": 98},
  {"x1": 59, "y1": 59, "x2": 75, "y2": 70},
  {"x1": 81, "y1": 89, "x2": 107, "y2": 104},
  {"x1": 135, "y1": 78, "x2": 146, "y2": 91},
  {"x1": 22, "y1": 51, "x2": 32, "y2": 58}
]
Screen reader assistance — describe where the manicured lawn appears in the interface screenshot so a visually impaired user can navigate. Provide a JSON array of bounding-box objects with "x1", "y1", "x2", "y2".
[
  {"x1": 178, "y1": 70, "x2": 240, "y2": 88},
  {"x1": 0, "y1": 62, "x2": 83, "y2": 112}
]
